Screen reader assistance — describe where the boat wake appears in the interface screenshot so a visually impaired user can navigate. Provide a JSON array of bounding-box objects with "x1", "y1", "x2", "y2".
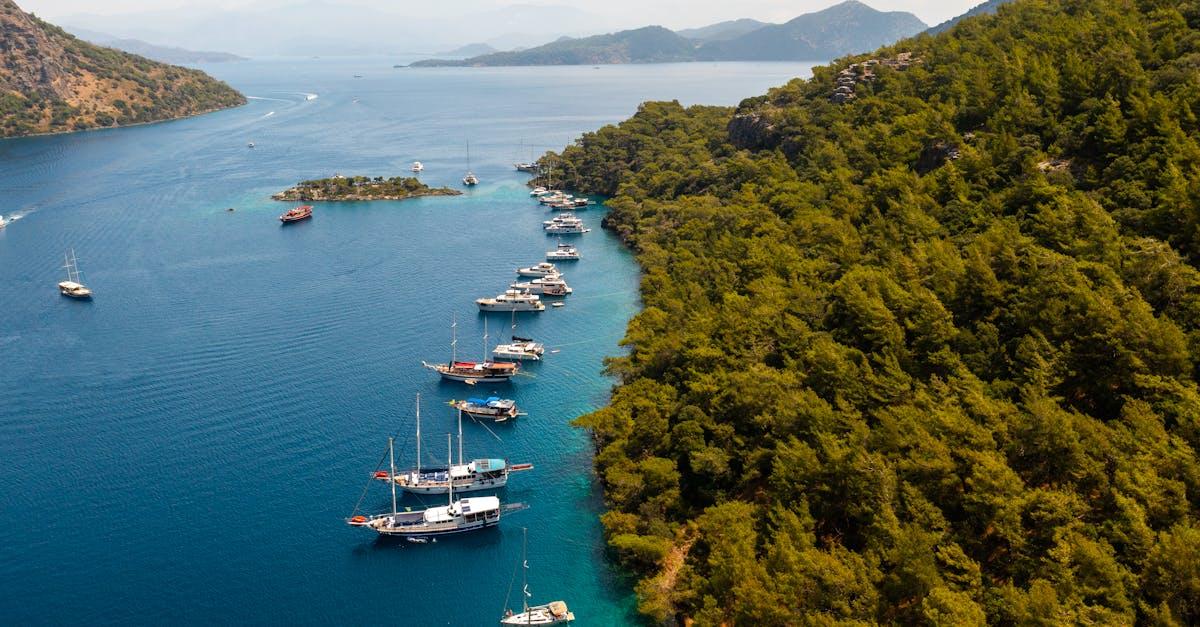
[
  {"x1": 245, "y1": 96, "x2": 292, "y2": 103},
  {"x1": 301, "y1": 93, "x2": 319, "y2": 101},
  {"x1": 263, "y1": 111, "x2": 275, "y2": 118}
]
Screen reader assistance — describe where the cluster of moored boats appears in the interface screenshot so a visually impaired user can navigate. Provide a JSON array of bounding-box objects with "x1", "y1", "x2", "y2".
[{"x1": 348, "y1": 177, "x2": 593, "y2": 624}]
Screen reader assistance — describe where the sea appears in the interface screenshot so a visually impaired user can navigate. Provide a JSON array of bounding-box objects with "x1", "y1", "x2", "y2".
[{"x1": 0, "y1": 58, "x2": 819, "y2": 625}]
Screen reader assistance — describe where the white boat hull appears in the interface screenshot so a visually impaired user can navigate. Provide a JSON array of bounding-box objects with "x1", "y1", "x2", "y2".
[
  {"x1": 478, "y1": 301, "x2": 545, "y2": 312},
  {"x1": 400, "y1": 475, "x2": 508, "y2": 495}
]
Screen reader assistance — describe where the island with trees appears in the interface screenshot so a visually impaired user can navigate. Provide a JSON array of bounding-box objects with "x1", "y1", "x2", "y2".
[
  {"x1": 272, "y1": 175, "x2": 461, "y2": 202},
  {"x1": 541, "y1": 0, "x2": 1200, "y2": 624}
]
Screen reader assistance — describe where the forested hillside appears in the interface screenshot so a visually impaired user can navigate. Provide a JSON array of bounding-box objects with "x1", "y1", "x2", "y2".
[{"x1": 544, "y1": 0, "x2": 1200, "y2": 623}]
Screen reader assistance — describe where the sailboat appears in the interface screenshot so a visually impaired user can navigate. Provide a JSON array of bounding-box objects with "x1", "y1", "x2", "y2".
[
  {"x1": 514, "y1": 139, "x2": 538, "y2": 173},
  {"x1": 348, "y1": 434, "x2": 504, "y2": 539},
  {"x1": 376, "y1": 394, "x2": 533, "y2": 494},
  {"x1": 423, "y1": 315, "x2": 520, "y2": 383},
  {"x1": 463, "y1": 139, "x2": 479, "y2": 186},
  {"x1": 58, "y1": 249, "x2": 92, "y2": 299},
  {"x1": 493, "y1": 309, "x2": 545, "y2": 361},
  {"x1": 501, "y1": 528, "x2": 575, "y2": 625}
]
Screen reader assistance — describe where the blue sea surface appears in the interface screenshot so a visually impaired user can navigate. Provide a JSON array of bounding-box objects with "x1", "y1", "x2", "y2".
[{"x1": 0, "y1": 59, "x2": 819, "y2": 625}]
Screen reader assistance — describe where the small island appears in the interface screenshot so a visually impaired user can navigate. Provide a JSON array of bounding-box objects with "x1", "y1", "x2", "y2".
[{"x1": 272, "y1": 175, "x2": 462, "y2": 202}]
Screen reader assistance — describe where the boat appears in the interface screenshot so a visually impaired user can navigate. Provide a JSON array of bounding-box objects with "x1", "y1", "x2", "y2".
[
  {"x1": 552, "y1": 302, "x2": 565, "y2": 308},
  {"x1": 280, "y1": 205, "x2": 313, "y2": 223},
  {"x1": 529, "y1": 187, "x2": 548, "y2": 197},
  {"x1": 247, "y1": 142, "x2": 255, "y2": 148},
  {"x1": 493, "y1": 310, "x2": 546, "y2": 360},
  {"x1": 546, "y1": 243, "x2": 580, "y2": 261},
  {"x1": 0, "y1": 214, "x2": 6, "y2": 229},
  {"x1": 477, "y1": 289, "x2": 545, "y2": 312},
  {"x1": 411, "y1": 161, "x2": 424, "y2": 172},
  {"x1": 377, "y1": 395, "x2": 533, "y2": 493},
  {"x1": 423, "y1": 316, "x2": 521, "y2": 383},
  {"x1": 544, "y1": 223, "x2": 589, "y2": 235},
  {"x1": 542, "y1": 214, "x2": 583, "y2": 228},
  {"x1": 348, "y1": 435, "x2": 504, "y2": 538},
  {"x1": 510, "y1": 276, "x2": 572, "y2": 297},
  {"x1": 514, "y1": 162, "x2": 539, "y2": 173},
  {"x1": 453, "y1": 397, "x2": 522, "y2": 422},
  {"x1": 501, "y1": 528, "x2": 575, "y2": 625},
  {"x1": 463, "y1": 139, "x2": 479, "y2": 186},
  {"x1": 517, "y1": 262, "x2": 560, "y2": 277},
  {"x1": 571, "y1": 198, "x2": 590, "y2": 207},
  {"x1": 58, "y1": 249, "x2": 92, "y2": 299}
]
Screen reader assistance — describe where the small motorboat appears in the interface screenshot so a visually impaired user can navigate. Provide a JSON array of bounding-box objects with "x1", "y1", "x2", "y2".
[{"x1": 411, "y1": 161, "x2": 424, "y2": 172}]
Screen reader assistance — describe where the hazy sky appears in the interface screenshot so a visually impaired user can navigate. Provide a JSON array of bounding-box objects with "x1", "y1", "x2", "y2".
[{"x1": 23, "y1": 0, "x2": 983, "y2": 29}]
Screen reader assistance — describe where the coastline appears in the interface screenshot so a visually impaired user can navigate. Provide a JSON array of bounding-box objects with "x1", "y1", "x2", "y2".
[{"x1": 0, "y1": 101, "x2": 248, "y2": 141}]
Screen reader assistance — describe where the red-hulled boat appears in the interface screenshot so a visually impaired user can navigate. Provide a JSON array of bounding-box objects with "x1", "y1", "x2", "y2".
[{"x1": 280, "y1": 205, "x2": 313, "y2": 223}]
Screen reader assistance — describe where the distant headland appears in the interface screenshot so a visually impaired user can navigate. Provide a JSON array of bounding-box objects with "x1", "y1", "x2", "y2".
[{"x1": 272, "y1": 175, "x2": 462, "y2": 202}]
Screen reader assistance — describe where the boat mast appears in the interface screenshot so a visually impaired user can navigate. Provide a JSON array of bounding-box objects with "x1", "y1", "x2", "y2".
[
  {"x1": 389, "y1": 436, "x2": 398, "y2": 517},
  {"x1": 522, "y1": 527, "x2": 531, "y2": 617},
  {"x1": 447, "y1": 433, "x2": 454, "y2": 506},
  {"x1": 415, "y1": 394, "x2": 422, "y2": 480},
  {"x1": 483, "y1": 317, "x2": 489, "y2": 363},
  {"x1": 457, "y1": 406, "x2": 463, "y2": 466},
  {"x1": 451, "y1": 313, "x2": 457, "y2": 364}
]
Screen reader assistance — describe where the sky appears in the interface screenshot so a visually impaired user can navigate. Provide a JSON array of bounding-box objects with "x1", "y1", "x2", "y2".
[{"x1": 22, "y1": 0, "x2": 983, "y2": 30}]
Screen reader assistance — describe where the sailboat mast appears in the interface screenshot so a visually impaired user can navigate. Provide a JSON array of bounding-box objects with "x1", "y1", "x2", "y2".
[
  {"x1": 389, "y1": 436, "x2": 397, "y2": 516},
  {"x1": 447, "y1": 433, "x2": 454, "y2": 506},
  {"x1": 458, "y1": 407, "x2": 463, "y2": 466},
  {"x1": 451, "y1": 314, "x2": 457, "y2": 364},
  {"x1": 415, "y1": 394, "x2": 422, "y2": 478},
  {"x1": 483, "y1": 317, "x2": 489, "y2": 362},
  {"x1": 522, "y1": 527, "x2": 530, "y2": 615}
]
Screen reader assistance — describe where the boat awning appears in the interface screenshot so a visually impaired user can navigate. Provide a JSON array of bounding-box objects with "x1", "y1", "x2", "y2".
[{"x1": 470, "y1": 459, "x2": 507, "y2": 473}]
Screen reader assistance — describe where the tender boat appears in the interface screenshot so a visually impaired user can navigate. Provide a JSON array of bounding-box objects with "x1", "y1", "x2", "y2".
[
  {"x1": 477, "y1": 289, "x2": 546, "y2": 312},
  {"x1": 501, "y1": 529, "x2": 575, "y2": 625},
  {"x1": 510, "y1": 276, "x2": 572, "y2": 297},
  {"x1": 411, "y1": 161, "x2": 424, "y2": 172},
  {"x1": 349, "y1": 435, "x2": 507, "y2": 539},
  {"x1": 376, "y1": 396, "x2": 533, "y2": 493},
  {"x1": 454, "y1": 397, "x2": 522, "y2": 421},
  {"x1": 58, "y1": 249, "x2": 92, "y2": 299},
  {"x1": 280, "y1": 205, "x2": 313, "y2": 223},
  {"x1": 517, "y1": 262, "x2": 560, "y2": 277},
  {"x1": 424, "y1": 317, "x2": 521, "y2": 382}
]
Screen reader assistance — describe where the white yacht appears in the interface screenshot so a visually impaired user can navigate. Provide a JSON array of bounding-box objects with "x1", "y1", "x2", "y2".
[
  {"x1": 477, "y1": 289, "x2": 545, "y2": 312},
  {"x1": 544, "y1": 223, "x2": 589, "y2": 234},
  {"x1": 493, "y1": 312, "x2": 546, "y2": 360},
  {"x1": 546, "y1": 243, "x2": 580, "y2": 261},
  {"x1": 517, "y1": 262, "x2": 560, "y2": 277},
  {"x1": 411, "y1": 161, "x2": 424, "y2": 172},
  {"x1": 510, "y1": 275, "x2": 572, "y2": 297},
  {"x1": 0, "y1": 214, "x2": 6, "y2": 229},
  {"x1": 58, "y1": 249, "x2": 92, "y2": 299},
  {"x1": 501, "y1": 529, "x2": 575, "y2": 625},
  {"x1": 377, "y1": 396, "x2": 532, "y2": 494},
  {"x1": 529, "y1": 187, "x2": 548, "y2": 197},
  {"x1": 349, "y1": 435, "x2": 504, "y2": 539}
]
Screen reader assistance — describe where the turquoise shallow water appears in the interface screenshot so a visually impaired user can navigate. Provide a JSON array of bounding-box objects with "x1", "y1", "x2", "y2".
[{"x1": 0, "y1": 59, "x2": 817, "y2": 625}]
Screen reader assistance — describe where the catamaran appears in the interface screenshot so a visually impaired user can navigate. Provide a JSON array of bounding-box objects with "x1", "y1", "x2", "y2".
[
  {"x1": 501, "y1": 528, "x2": 575, "y2": 625},
  {"x1": 493, "y1": 310, "x2": 546, "y2": 360},
  {"x1": 477, "y1": 289, "x2": 546, "y2": 312},
  {"x1": 546, "y1": 243, "x2": 580, "y2": 261},
  {"x1": 58, "y1": 249, "x2": 92, "y2": 299},
  {"x1": 376, "y1": 395, "x2": 532, "y2": 494},
  {"x1": 424, "y1": 316, "x2": 521, "y2": 383},
  {"x1": 348, "y1": 435, "x2": 506, "y2": 539}
]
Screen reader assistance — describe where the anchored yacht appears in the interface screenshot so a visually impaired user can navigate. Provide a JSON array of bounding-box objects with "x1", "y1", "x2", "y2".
[
  {"x1": 477, "y1": 289, "x2": 546, "y2": 312},
  {"x1": 517, "y1": 262, "x2": 560, "y2": 277}
]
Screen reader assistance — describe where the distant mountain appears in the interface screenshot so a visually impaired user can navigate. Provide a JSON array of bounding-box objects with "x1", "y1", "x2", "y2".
[
  {"x1": 410, "y1": 1, "x2": 926, "y2": 67},
  {"x1": 438, "y1": 42, "x2": 498, "y2": 57},
  {"x1": 926, "y1": 0, "x2": 1016, "y2": 35},
  {"x1": 411, "y1": 25, "x2": 697, "y2": 67},
  {"x1": 700, "y1": 0, "x2": 927, "y2": 61},
  {"x1": 677, "y1": 18, "x2": 767, "y2": 42},
  {"x1": 0, "y1": 0, "x2": 244, "y2": 137},
  {"x1": 65, "y1": 27, "x2": 245, "y2": 64}
]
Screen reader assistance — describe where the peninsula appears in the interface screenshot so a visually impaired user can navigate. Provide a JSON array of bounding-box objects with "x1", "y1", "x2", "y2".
[
  {"x1": 0, "y1": 0, "x2": 244, "y2": 138},
  {"x1": 272, "y1": 176, "x2": 461, "y2": 202}
]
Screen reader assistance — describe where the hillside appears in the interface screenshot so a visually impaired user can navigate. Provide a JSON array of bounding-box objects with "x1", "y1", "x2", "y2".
[
  {"x1": 677, "y1": 19, "x2": 767, "y2": 42},
  {"x1": 0, "y1": 0, "x2": 244, "y2": 138},
  {"x1": 926, "y1": 0, "x2": 1016, "y2": 35},
  {"x1": 545, "y1": 0, "x2": 1200, "y2": 623},
  {"x1": 410, "y1": 1, "x2": 925, "y2": 67},
  {"x1": 437, "y1": 42, "x2": 498, "y2": 58},
  {"x1": 412, "y1": 26, "x2": 696, "y2": 67},
  {"x1": 701, "y1": 0, "x2": 927, "y2": 60}
]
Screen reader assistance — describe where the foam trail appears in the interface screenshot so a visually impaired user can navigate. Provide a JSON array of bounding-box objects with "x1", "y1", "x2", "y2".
[
  {"x1": 245, "y1": 96, "x2": 291, "y2": 103},
  {"x1": 263, "y1": 111, "x2": 275, "y2": 118}
]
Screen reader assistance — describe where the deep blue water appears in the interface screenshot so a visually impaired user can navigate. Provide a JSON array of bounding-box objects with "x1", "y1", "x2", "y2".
[{"x1": 0, "y1": 59, "x2": 817, "y2": 625}]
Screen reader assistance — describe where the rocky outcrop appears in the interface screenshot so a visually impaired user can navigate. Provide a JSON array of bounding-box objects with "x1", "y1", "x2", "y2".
[
  {"x1": 831, "y1": 52, "x2": 919, "y2": 103},
  {"x1": 727, "y1": 110, "x2": 780, "y2": 151}
]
